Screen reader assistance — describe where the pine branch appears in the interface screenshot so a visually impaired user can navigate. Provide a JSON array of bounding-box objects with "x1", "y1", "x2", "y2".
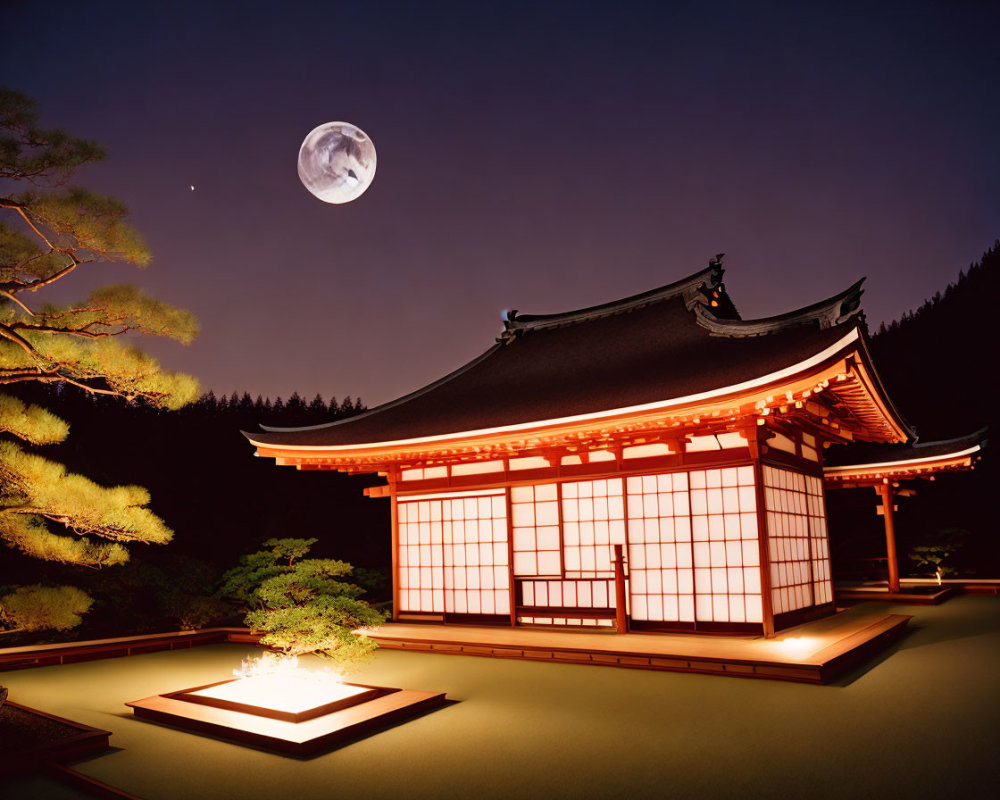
[
  {"x1": 0, "y1": 323, "x2": 45, "y2": 359},
  {"x1": 0, "y1": 290, "x2": 36, "y2": 315}
]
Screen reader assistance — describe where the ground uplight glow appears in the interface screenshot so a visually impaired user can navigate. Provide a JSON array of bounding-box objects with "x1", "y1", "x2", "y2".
[
  {"x1": 191, "y1": 674, "x2": 366, "y2": 715},
  {"x1": 184, "y1": 652, "x2": 360, "y2": 714},
  {"x1": 774, "y1": 636, "x2": 818, "y2": 656}
]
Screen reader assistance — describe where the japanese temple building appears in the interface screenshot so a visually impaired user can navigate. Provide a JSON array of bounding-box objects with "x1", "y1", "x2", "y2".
[{"x1": 246, "y1": 261, "x2": 984, "y2": 637}]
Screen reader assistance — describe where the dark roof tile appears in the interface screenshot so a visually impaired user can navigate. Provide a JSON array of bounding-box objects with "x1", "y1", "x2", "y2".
[
  {"x1": 824, "y1": 428, "x2": 988, "y2": 468},
  {"x1": 248, "y1": 265, "x2": 866, "y2": 448}
]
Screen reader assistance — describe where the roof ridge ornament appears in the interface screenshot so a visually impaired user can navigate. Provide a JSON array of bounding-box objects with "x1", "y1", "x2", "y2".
[
  {"x1": 694, "y1": 277, "x2": 867, "y2": 337},
  {"x1": 498, "y1": 259, "x2": 726, "y2": 343},
  {"x1": 684, "y1": 254, "x2": 741, "y2": 319}
]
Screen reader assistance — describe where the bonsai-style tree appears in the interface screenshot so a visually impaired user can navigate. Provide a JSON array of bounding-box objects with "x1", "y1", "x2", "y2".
[
  {"x1": 0, "y1": 88, "x2": 199, "y2": 633},
  {"x1": 908, "y1": 528, "x2": 969, "y2": 580},
  {"x1": 221, "y1": 538, "x2": 387, "y2": 672}
]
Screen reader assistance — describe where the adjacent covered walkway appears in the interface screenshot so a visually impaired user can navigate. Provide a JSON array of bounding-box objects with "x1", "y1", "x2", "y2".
[{"x1": 824, "y1": 429, "x2": 987, "y2": 593}]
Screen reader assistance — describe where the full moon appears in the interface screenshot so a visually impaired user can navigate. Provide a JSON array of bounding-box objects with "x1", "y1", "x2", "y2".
[{"x1": 297, "y1": 121, "x2": 376, "y2": 204}]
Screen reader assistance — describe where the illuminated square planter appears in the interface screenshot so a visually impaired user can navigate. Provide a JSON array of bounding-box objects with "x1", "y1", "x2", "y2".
[
  {"x1": 176, "y1": 677, "x2": 384, "y2": 723},
  {"x1": 126, "y1": 677, "x2": 447, "y2": 757}
]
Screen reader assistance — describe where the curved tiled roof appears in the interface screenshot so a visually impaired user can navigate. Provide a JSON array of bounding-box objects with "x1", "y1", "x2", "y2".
[
  {"x1": 246, "y1": 263, "x2": 874, "y2": 449},
  {"x1": 824, "y1": 428, "x2": 988, "y2": 470}
]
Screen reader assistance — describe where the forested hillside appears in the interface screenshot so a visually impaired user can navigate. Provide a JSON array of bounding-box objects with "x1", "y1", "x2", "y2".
[{"x1": 827, "y1": 241, "x2": 998, "y2": 574}]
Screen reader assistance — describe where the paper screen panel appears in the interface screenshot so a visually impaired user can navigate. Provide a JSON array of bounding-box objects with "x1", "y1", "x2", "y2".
[
  {"x1": 398, "y1": 492, "x2": 510, "y2": 616},
  {"x1": 687, "y1": 466, "x2": 762, "y2": 623},
  {"x1": 511, "y1": 483, "x2": 562, "y2": 577},
  {"x1": 397, "y1": 499, "x2": 445, "y2": 613},
  {"x1": 561, "y1": 477, "x2": 625, "y2": 579},
  {"x1": 764, "y1": 466, "x2": 819, "y2": 614},
  {"x1": 520, "y1": 579, "x2": 613, "y2": 609},
  {"x1": 625, "y1": 471, "x2": 695, "y2": 623},
  {"x1": 805, "y1": 474, "x2": 833, "y2": 605}
]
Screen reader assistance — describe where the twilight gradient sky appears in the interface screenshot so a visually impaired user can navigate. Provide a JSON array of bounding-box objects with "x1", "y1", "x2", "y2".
[{"x1": 2, "y1": 0, "x2": 998, "y2": 405}]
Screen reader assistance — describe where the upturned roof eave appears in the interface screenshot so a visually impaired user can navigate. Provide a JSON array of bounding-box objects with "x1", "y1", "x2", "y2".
[
  {"x1": 248, "y1": 325, "x2": 885, "y2": 458},
  {"x1": 693, "y1": 278, "x2": 866, "y2": 337},
  {"x1": 249, "y1": 270, "x2": 871, "y2": 443},
  {"x1": 824, "y1": 427, "x2": 989, "y2": 474}
]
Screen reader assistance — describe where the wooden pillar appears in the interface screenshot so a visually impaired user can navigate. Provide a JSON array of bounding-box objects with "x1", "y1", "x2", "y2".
[
  {"x1": 875, "y1": 482, "x2": 901, "y2": 593},
  {"x1": 747, "y1": 424, "x2": 776, "y2": 638},
  {"x1": 388, "y1": 469, "x2": 400, "y2": 622},
  {"x1": 505, "y1": 486, "x2": 517, "y2": 627},
  {"x1": 613, "y1": 544, "x2": 629, "y2": 634}
]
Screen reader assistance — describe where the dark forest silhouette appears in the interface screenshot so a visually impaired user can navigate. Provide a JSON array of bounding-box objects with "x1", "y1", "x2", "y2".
[
  {"x1": 827, "y1": 240, "x2": 999, "y2": 576},
  {"x1": 0, "y1": 388, "x2": 388, "y2": 638},
  {"x1": 1, "y1": 242, "x2": 997, "y2": 638}
]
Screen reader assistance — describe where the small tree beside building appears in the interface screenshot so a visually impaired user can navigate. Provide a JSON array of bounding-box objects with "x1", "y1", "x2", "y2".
[{"x1": 221, "y1": 538, "x2": 387, "y2": 672}]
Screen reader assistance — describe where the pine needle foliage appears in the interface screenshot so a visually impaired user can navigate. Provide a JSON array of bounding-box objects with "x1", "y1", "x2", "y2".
[
  {"x1": 0, "y1": 584, "x2": 93, "y2": 632},
  {"x1": 222, "y1": 538, "x2": 387, "y2": 672},
  {"x1": 219, "y1": 538, "x2": 320, "y2": 609},
  {"x1": 0, "y1": 89, "x2": 198, "y2": 405},
  {"x1": 0, "y1": 394, "x2": 68, "y2": 444},
  {"x1": 0, "y1": 88, "x2": 199, "y2": 634},
  {"x1": 0, "y1": 441, "x2": 172, "y2": 566},
  {"x1": 907, "y1": 529, "x2": 968, "y2": 578}
]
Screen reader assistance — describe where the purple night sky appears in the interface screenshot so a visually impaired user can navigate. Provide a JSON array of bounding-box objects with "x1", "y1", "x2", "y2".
[{"x1": 3, "y1": 1, "x2": 997, "y2": 406}]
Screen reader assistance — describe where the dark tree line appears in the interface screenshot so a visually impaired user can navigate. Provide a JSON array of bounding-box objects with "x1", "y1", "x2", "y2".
[
  {"x1": 870, "y1": 240, "x2": 999, "y2": 439},
  {"x1": 195, "y1": 390, "x2": 365, "y2": 424},
  {"x1": 827, "y1": 240, "x2": 999, "y2": 576},
  {"x1": 0, "y1": 384, "x2": 389, "y2": 640}
]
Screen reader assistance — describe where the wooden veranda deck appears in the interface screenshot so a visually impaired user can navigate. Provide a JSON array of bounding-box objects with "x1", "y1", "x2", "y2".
[
  {"x1": 371, "y1": 605, "x2": 910, "y2": 684},
  {"x1": 834, "y1": 578, "x2": 1000, "y2": 605}
]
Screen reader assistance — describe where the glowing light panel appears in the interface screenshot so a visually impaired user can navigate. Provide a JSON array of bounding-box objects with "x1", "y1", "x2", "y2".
[
  {"x1": 398, "y1": 492, "x2": 510, "y2": 615},
  {"x1": 190, "y1": 675, "x2": 367, "y2": 715},
  {"x1": 764, "y1": 466, "x2": 833, "y2": 613}
]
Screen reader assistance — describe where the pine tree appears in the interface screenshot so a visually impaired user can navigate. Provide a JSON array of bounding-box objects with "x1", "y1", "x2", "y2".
[
  {"x1": 307, "y1": 393, "x2": 326, "y2": 416},
  {"x1": 0, "y1": 88, "x2": 199, "y2": 632},
  {"x1": 220, "y1": 538, "x2": 386, "y2": 671}
]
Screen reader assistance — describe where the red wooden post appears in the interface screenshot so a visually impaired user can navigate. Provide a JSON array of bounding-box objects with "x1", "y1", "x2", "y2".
[
  {"x1": 388, "y1": 467, "x2": 400, "y2": 622},
  {"x1": 876, "y1": 482, "x2": 901, "y2": 593},
  {"x1": 505, "y1": 486, "x2": 517, "y2": 627},
  {"x1": 747, "y1": 424, "x2": 776, "y2": 638},
  {"x1": 613, "y1": 544, "x2": 628, "y2": 634},
  {"x1": 389, "y1": 497, "x2": 400, "y2": 621}
]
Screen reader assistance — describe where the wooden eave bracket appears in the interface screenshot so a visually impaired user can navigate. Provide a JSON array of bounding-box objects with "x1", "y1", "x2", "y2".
[{"x1": 255, "y1": 346, "x2": 909, "y2": 474}]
